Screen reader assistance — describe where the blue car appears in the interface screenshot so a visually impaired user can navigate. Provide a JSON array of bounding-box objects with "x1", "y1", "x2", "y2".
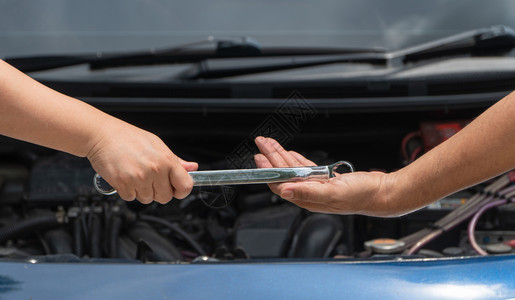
[{"x1": 1, "y1": 1, "x2": 515, "y2": 299}]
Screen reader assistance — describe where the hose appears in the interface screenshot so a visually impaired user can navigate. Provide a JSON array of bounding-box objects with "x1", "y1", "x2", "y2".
[
  {"x1": 406, "y1": 230, "x2": 444, "y2": 256},
  {"x1": 89, "y1": 214, "x2": 102, "y2": 258},
  {"x1": 108, "y1": 216, "x2": 122, "y2": 258},
  {"x1": 404, "y1": 174, "x2": 510, "y2": 254},
  {"x1": 0, "y1": 214, "x2": 60, "y2": 244},
  {"x1": 43, "y1": 228, "x2": 72, "y2": 254},
  {"x1": 401, "y1": 131, "x2": 421, "y2": 162},
  {"x1": 467, "y1": 199, "x2": 507, "y2": 256},
  {"x1": 468, "y1": 186, "x2": 515, "y2": 255},
  {"x1": 139, "y1": 215, "x2": 207, "y2": 256},
  {"x1": 72, "y1": 218, "x2": 83, "y2": 257}
]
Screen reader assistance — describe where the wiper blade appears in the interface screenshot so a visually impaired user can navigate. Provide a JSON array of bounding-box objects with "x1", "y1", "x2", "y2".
[
  {"x1": 7, "y1": 25, "x2": 515, "y2": 76},
  {"x1": 186, "y1": 25, "x2": 515, "y2": 79},
  {"x1": 393, "y1": 24, "x2": 515, "y2": 62},
  {"x1": 89, "y1": 37, "x2": 385, "y2": 71},
  {"x1": 182, "y1": 52, "x2": 387, "y2": 79},
  {"x1": 5, "y1": 55, "x2": 98, "y2": 73},
  {"x1": 4, "y1": 36, "x2": 385, "y2": 73}
]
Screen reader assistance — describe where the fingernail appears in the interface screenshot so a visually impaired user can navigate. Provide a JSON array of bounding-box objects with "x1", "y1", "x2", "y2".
[{"x1": 281, "y1": 190, "x2": 294, "y2": 200}]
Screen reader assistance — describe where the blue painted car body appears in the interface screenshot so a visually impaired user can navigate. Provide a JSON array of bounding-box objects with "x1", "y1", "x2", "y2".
[
  {"x1": 2, "y1": 2, "x2": 515, "y2": 300},
  {"x1": 1, "y1": 255, "x2": 514, "y2": 299}
]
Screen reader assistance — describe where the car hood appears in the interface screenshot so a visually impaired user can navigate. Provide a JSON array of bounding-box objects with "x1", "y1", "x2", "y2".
[{"x1": 1, "y1": 255, "x2": 515, "y2": 299}]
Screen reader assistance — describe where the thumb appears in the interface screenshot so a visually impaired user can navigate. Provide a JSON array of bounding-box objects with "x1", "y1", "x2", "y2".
[
  {"x1": 178, "y1": 158, "x2": 199, "y2": 171},
  {"x1": 280, "y1": 182, "x2": 333, "y2": 202}
]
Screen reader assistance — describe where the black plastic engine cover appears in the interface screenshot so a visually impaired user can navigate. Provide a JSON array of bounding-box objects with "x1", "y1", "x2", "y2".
[{"x1": 234, "y1": 204, "x2": 301, "y2": 258}]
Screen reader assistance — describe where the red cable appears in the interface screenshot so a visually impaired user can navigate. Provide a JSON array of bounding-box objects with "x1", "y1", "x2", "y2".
[
  {"x1": 409, "y1": 147, "x2": 423, "y2": 162},
  {"x1": 401, "y1": 131, "x2": 421, "y2": 161}
]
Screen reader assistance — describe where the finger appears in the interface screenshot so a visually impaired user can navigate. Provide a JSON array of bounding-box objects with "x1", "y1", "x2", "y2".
[
  {"x1": 135, "y1": 187, "x2": 154, "y2": 204},
  {"x1": 178, "y1": 158, "x2": 199, "y2": 171},
  {"x1": 254, "y1": 153, "x2": 283, "y2": 193},
  {"x1": 289, "y1": 151, "x2": 317, "y2": 166},
  {"x1": 255, "y1": 147, "x2": 313, "y2": 195},
  {"x1": 103, "y1": 171, "x2": 136, "y2": 201},
  {"x1": 169, "y1": 159, "x2": 194, "y2": 199},
  {"x1": 286, "y1": 151, "x2": 303, "y2": 165},
  {"x1": 279, "y1": 182, "x2": 333, "y2": 204},
  {"x1": 152, "y1": 171, "x2": 174, "y2": 204},
  {"x1": 254, "y1": 136, "x2": 289, "y2": 167},
  {"x1": 254, "y1": 153, "x2": 273, "y2": 168},
  {"x1": 134, "y1": 172, "x2": 154, "y2": 204},
  {"x1": 116, "y1": 186, "x2": 136, "y2": 202},
  {"x1": 266, "y1": 137, "x2": 302, "y2": 167}
]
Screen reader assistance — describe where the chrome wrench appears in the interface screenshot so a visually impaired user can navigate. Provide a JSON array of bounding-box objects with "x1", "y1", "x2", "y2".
[{"x1": 93, "y1": 161, "x2": 354, "y2": 196}]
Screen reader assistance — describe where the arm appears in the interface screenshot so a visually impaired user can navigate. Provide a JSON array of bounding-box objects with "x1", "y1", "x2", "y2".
[
  {"x1": 254, "y1": 92, "x2": 515, "y2": 217},
  {"x1": 0, "y1": 59, "x2": 197, "y2": 204}
]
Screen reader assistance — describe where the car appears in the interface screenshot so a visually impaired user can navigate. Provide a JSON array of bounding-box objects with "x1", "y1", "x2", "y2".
[{"x1": 1, "y1": 1, "x2": 515, "y2": 299}]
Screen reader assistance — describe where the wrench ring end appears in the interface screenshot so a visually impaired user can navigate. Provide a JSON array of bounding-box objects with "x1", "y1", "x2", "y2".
[{"x1": 93, "y1": 173, "x2": 117, "y2": 195}]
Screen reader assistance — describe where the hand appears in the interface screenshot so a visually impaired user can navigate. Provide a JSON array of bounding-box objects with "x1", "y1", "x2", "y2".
[
  {"x1": 254, "y1": 136, "x2": 393, "y2": 216},
  {"x1": 86, "y1": 120, "x2": 197, "y2": 204}
]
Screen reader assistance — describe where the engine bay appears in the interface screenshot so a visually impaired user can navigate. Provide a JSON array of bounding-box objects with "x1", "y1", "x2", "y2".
[{"x1": 1, "y1": 104, "x2": 514, "y2": 263}]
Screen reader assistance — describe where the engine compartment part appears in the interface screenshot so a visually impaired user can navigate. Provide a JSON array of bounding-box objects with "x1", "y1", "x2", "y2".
[
  {"x1": 364, "y1": 238, "x2": 406, "y2": 254},
  {"x1": 234, "y1": 205, "x2": 300, "y2": 258},
  {"x1": 288, "y1": 214, "x2": 343, "y2": 258},
  {"x1": 0, "y1": 107, "x2": 514, "y2": 263}
]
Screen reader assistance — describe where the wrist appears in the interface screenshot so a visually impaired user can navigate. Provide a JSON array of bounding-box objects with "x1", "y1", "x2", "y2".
[
  {"x1": 373, "y1": 171, "x2": 399, "y2": 217},
  {"x1": 380, "y1": 165, "x2": 438, "y2": 217},
  {"x1": 374, "y1": 170, "x2": 420, "y2": 217},
  {"x1": 84, "y1": 113, "x2": 119, "y2": 159}
]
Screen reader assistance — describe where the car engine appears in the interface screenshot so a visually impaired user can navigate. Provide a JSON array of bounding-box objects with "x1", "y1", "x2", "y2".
[{"x1": 0, "y1": 105, "x2": 514, "y2": 263}]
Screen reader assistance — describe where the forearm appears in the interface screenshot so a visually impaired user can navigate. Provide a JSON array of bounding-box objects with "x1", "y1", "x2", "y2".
[
  {"x1": 383, "y1": 92, "x2": 515, "y2": 215},
  {"x1": 0, "y1": 59, "x2": 114, "y2": 157}
]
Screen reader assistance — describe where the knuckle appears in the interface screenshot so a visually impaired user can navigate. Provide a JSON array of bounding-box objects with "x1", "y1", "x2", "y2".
[
  {"x1": 135, "y1": 186, "x2": 154, "y2": 204},
  {"x1": 166, "y1": 153, "x2": 179, "y2": 165},
  {"x1": 173, "y1": 187, "x2": 191, "y2": 199},
  {"x1": 118, "y1": 193, "x2": 135, "y2": 202},
  {"x1": 149, "y1": 162, "x2": 161, "y2": 174},
  {"x1": 185, "y1": 180, "x2": 194, "y2": 193},
  {"x1": 154, "y1": 197, "x2": 171, "y2": 204},
  {"x1": 114, "y1": 186, "x2": 135, "y2": 201},
  {"x1": 154, "y1": 191, "x2": 173, "y2": 204},
  {"x1": 135, "y1": 171, "x2": 148, "y2": 182},
  {"x1": 173, "y1": 191, "x2": 187, "y2": 200},
  {"x1": 175, "y1": 179, "x2": 193, "y2": 195},
  {"x1": 137, "y1": 197, "x2": 153, "y2": 204}
]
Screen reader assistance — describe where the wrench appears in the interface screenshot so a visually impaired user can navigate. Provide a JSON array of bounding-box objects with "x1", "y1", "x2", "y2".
[{"x1": 93, "y1": 161, "x2": 354, "y2": 196}]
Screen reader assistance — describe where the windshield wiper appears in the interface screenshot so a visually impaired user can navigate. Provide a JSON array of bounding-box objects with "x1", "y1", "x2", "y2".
[
  {"x1": 185, "y1": 25, "x2": 515, "y2": 79},
  {"x1": 4, "y1": 36, "x2": 385, "y2": 73},
  {"x1": 6, "y1": 25, "x2": 515, "y2": 76},
  {"x1": 393, "y1": 24, "x2": 515, "y2": 62}
]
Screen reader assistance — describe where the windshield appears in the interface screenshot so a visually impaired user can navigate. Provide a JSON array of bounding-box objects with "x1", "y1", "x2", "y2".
[{"x1": 2, "y1": 0, "x2": 515, "y2": 57}]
